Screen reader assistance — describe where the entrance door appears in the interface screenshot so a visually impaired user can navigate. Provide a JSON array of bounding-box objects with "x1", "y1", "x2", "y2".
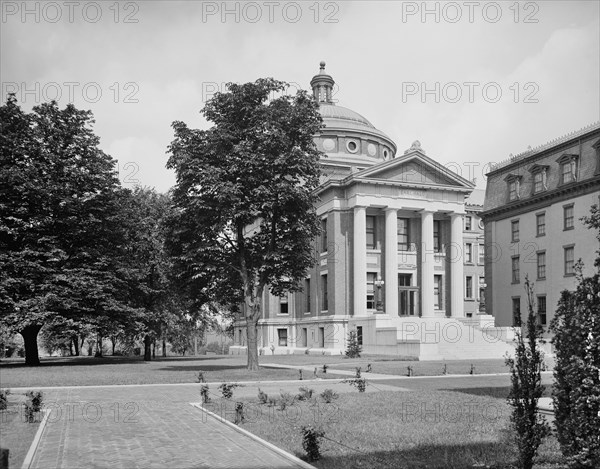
[
  {"x1": 399, "y1": 274, "x2": 417, "y2": 316},
  {"x1": 318, "y1": 327, "x2": 325, "y2": 348},
  {"x1": 301, "y1": 328, "x2": 308, "y2": 347}
]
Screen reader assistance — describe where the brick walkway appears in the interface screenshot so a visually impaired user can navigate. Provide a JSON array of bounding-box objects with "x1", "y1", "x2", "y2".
[{"x1": 27, "y1": 384, "x2": 311, "y2": 469}]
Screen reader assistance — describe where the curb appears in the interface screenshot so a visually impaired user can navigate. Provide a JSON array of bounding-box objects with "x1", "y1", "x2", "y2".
[
  {"x1": 190, "y1": 402, "x2": 317, "y2": 469},
  {"x1": 21, "y1": 409, "x2": 50, "y2": 469}
]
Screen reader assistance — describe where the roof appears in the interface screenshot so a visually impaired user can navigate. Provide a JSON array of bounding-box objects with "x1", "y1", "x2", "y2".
[{"x1": 465, "y1": 189, "x2": 485, "y2": 206}]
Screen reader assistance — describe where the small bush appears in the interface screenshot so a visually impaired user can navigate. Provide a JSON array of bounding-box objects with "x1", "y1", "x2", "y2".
[
  {"x1": 24, "y1": 391, "x2": 43, "y2": 423},
  {"x1": 320, "y1": 389, "x2": 338, "y2": 403},
  {"x1": 267, "y1": 397, "x2": 277, "y2": 407},
  {"x1": 200, "y1": 385, "x2": 210, "y2": 404},
  {"x1": 278, "y1": 391, "x2": 295, "y2": 410},
  {"x1": 218, "y1": 383, "x2": 240, "y2": 399},
  {"x1": 297, "y1": 387, "x2": 314, "y2": 401},
  {"x1": 322, "y1": 364, "x2": 328, "y2": 374},
  {"x1": 345, "y1": 330, "x2": 361, "y2": 358},
  {"x1": 301, "y1": 425, "x2": 325, "y2": 462},
  {"x1": 234, "y1": 402, "x2": 244, "y2": 425},
  {"x1": 257, "y1": 388, "x2": 268, "y2": 404},
  {"x1": 0, "y1": 389, "x2": 10, "y2": 410},
  {"x1": 197, "y1": 371, "x2": 206, "y2": 383}
]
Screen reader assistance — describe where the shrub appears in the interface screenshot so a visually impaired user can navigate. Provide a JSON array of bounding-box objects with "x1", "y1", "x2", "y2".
[
  {"x1": 278, "y1": 391, "x2": 295, "y2": 410},
  {"x1": 200, "y1": 385, "x2": 210, "y2": 404},
  {"x1": 0, "y1": 389, "x2": 10, "y2": 410},
  {"x1": 234, "y1": 402, "x2": 244, "y2": 425},
  {"x1": 24, "y1": 391, "x2": 44, "y2": 423},
  {"x1": 297, "y1": 387, "x2": 314, "y2": 401},
  {"x1": 320, "y1": 389, "x2": 338, "y2": 403},
  {"x1": 505, "y1": 277, "x2": 550, "y2": 469},
  {"x1": 267, "y1": 397, "x2": 277, "y2": 407},
  {"x1": 345, "y1": 330, "x2": 361, "y2": 358},
  {"x1": 257, "y1": 388, "x2": 268, "y2": 404},
  {"x1": 301, "y1": 425, "x2": 325, "y2": 462},
  {"x1": 344, "y1": 368, "x2": 367, "y2": 393},
  {"x1": 218, "y1": 383, "x2": 240, "y2": 399},
  {"x1": 197, "y1": 371, "x2": 206, "y2": 383}
]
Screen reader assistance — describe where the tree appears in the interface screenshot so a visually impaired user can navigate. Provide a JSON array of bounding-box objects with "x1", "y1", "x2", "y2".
[
  {"x1": 0, "y1": 96, "x2": 130, "y2": 365},
  {"x1": 550, "y1": 205, "x2": 600, "y2": 467},
  {"x1": 505, "y1": 276, "x2": 550, "y2": 469},
  {"x1": 345, "y1": 330, "x2": 362, "y2": 358},
  {"x1": 167, "y1": 78, "x2": 323, "y2": 370}
]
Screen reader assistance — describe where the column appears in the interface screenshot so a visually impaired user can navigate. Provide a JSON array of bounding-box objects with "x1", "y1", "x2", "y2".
[
  {"x1": 450, "y1": 213, "x2": 465, "y2": 317},
  {"x1": 420, "y1": 210, "x2": 435, "y2": 317},
  {"x1": 353, "y1": 206, "x2": 367, "y2": 316},
  {"x1": 385, "y1": 208, "x2": 398, "y2": 316}
]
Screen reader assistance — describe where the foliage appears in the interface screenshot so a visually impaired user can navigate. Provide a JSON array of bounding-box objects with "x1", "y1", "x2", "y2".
[
  {"x1": 234, "y1": 402, "x2": 245, "y2": 425},
  {"x1": 24, "y1": 391, "x2": 44, "y2": 423},
  {"x1": 166, "y1": 78, "x2": 324, "y2": 370},
  {"x1": 301, "y1": 425, "x2": 325, "y2": 462},
  {"x1": 297, "y1": 387, "x2": 314, "y2": 401},
  {"x1": 257, "y1": 388, "x2": 268, "y2": 404},
  {"x1": 505, "y1": 277, "x2": 550, "y2": 469},
  {"x1": 344, "y1": 367, "x2": 367, "y2": 393},
  {"x1": 218, "y1": 383, "x2": 240, "y2": 399},
  {"x1": 278, "y1": 391, "x2": 295, "y2": 410},
  {"x1": 0, "y1": 389, "x2": 10, "y2": 410},
  {"x1": 345, "y1": 331, "x2": 362, "y2": 358},
  {"x1": 200, "y1": 385, "x2": 210, "y2": 404},
  {"x1": 197, "y1": 371, "x2": 206, "y2": 383},
  {"x1": 550, "y1": 205, "x2": 600, "y2": 468},
  {"x1": 320, "y1": 388, "x2": 338, "y2": 403}
]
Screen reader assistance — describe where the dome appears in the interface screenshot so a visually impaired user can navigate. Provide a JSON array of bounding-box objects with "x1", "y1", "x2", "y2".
[{"x1": 319, "y1": 103, "x2": 375, "y2": 129}]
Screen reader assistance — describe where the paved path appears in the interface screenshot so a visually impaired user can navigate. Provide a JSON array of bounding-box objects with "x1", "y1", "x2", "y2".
[{"x1": 28, "y1": 384, "x2": 312, "y2": 469}]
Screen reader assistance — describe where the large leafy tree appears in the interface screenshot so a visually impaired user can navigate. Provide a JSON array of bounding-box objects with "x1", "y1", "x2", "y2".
[
  {"x1": 167, "y1": 78, "x2": 323, "y2": 370},
  {"x1": 0, "y1": 96, "x2": 130, "y2": 365},
  {"x1": 551, "y1": 205, "x2": 600, "y2": 467}
]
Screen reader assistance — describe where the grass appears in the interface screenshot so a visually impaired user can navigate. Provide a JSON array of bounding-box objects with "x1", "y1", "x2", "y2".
[
  {"x1": 0, "y1": 355, "x2": 301, "y2": 387},
  {"x1": 0, "y1": 392, "x2": 43, "y2": 469},
  {"x1": 218, "y1": 389, "x2": 565, "y2": 469}
]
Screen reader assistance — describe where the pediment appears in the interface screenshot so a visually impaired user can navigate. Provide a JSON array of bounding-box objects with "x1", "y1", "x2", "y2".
[{"x1": 351, "y1": 152, "x2": 474, "y2": 189}]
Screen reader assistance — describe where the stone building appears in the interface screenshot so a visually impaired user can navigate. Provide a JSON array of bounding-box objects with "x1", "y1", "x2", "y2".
[
  {"x1": 231, "y1": 63, "x2": 513, "y2": 359},
  {"x1": 482, "y1": 122, "x2": 600, "y2": 338}
]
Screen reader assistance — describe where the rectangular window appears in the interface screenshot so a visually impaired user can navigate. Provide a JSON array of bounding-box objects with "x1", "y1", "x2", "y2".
[
  {"x1": 537, "y1": 295, "x2": 547, "y2": 326},
  {"x1": 512, "y1": 256, "x2": 520, "y2": 283},
  {"x1": 278, "y1": 328, "x2": 288, "y2": 347},
  {"x1": 512, "y1": 298, "x2": 521, "y2": 326},
  {"x1": 356, "y1": 326, "x2": 363, "y2": 346},
  {"x1": 321, "y1": 275, "x2": 328, "y2": 310},
  {"x1": 433, "y1": 220, "x2": 441, "y2": 252},
  {"x1": 366, "y1": 216, "x2": 376, "y2": 249},
  {"x1": 564, "y1": 246, "x2": 575, "y2": 276},
  {"x1": 465, "y1": 243, "x2": 473, "y2": 263},
  {"x1": 537, "y1": 252, "x2": 546, "y2": 280},
  {"x1": 318, "y1": 327, "x2": 325, "y2": 348},
  {"x1": 464, "y1": 216, "x2": 472, "y2": 231},
  {"x1": 398, "y1": 274, "x2": 411, "y2": 287},
  {"x1": 564, "y1": 205, "x2": 574, "y2": 230},
  {"x1": 301, "y1": 328, "x2": 308, "y2": 347},
  {"x1": 562, "y1": 161, "x2": 576, "y2": 184},
  {"x1": 305, "y1": 279, "x2": 311, "y2": 313},
  {"x1": 279, "y1": 295, "x2": 288, "y2": 314},
  {"x1": 397, "y1": 218, "x2": 410, "y2": 251},
  {"x1": 509, "y1": 180, "x2": 518, "y2": 201},
  {"x1": 465, "y1": 276, "x2": 473, "y2": 298},
  {"x1": 434, "y1": 275, "x2": 442, "y2": 309},
  {"x1": 536, "y1": 213, "x2": 546, "y2": 237},
  {"x1": 534, "y1": 172, "x2": 544, "y2": 193},
  {"x1": 511, "y1": 220, "x2": 519, "y2": 242},
  {"x1": 320, "y1": 218, "x2": 328, "y2": 252},
  {"x1": 367, "y1": 273, "x2": 376, "y2": 309},
  {"x1": 478, "y1": 244, "x2": 485, "y2": 264}
]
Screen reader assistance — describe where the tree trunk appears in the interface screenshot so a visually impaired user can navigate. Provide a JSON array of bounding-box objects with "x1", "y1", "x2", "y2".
[
  {"x1": 246, "y1": 320, "x2": 259, "y2": 371},
  {"x1": 162, "y1": 338, "x2": 167, "y2": 357},
  {"x1": 143, "y1": 335, "x2": 152, "y2": 361},
  {"x1": 21, "y1": 325, "x2": 42, "y2": 366},
  {"x1": 111, "y1": 338, "x2": 116, "y2": 355},
  {"x1": 95, "y1": 334, "x2": 103, "y2": 357},
  {"x1": 80, "y1": 335, "x2": 86, "y2": 353},
  {"x1": 152, "y1": 340, "x2": 156, "y2": 359},
  {"x1": 69, "y1": 340, "x2": 74, "y2": 356},
  {"x1": 72, "y1": 336, "x2": 80, "y2": 356}
]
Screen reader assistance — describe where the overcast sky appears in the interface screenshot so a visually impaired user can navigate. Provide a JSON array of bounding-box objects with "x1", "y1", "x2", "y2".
[{"x1": 2, "y1": 0, "x2": 599, "y2": 192}]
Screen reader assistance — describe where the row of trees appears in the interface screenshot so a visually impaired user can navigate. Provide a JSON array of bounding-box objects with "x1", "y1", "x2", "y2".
[{"x1": 0, "y1": 95, "x2": 224, "y2": 365}]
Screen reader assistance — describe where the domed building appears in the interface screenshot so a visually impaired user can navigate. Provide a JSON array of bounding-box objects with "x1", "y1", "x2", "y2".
[{"x1": 230, "y1": 63, "x2": 514, "y2": 360}]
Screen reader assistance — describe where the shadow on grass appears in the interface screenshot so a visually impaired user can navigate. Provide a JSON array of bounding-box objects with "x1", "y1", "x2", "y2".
[
  {"x1": 443, "y1": 386, "x2": 554, "y2": 399},
  {"x1": 0, "y1": 355, "x2": 230, "y2": 368}
]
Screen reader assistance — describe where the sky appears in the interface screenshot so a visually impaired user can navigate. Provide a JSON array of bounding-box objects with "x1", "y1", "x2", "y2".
[{"x1": 2, "y1": 0, "x2": 599, "y2": 193}]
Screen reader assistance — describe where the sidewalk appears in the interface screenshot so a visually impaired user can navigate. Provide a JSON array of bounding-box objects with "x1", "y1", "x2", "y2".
[{"x1": 27, "y1": 384, "x2": 314, "y2": 469}]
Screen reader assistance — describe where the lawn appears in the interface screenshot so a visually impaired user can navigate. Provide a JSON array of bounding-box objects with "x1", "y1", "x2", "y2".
[
  {"x1": 0, "y1": 393, "x2": 43, "y2": 469},
  {"x1": 215, "y1": 389, "x2": 565, "y2": 469}
]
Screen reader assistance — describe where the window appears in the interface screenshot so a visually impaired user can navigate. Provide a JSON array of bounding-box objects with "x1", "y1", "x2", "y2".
[
  {"x1": 366, "y1": 216, "x2": 376, "y2": 249},
  {"x1": 564, "y1": 205, "x2": 574, "y2": 230},
  {"x1": 511, "y1": 220, "x2": 519, "y2": 242},
  {"x1": 564, "y1": 246, "x2": 575, "y2": 276},
  {"x1": 356, "y1": 326, "x2": 363, "y2": 346},
  {"x1": 398, "y1": 274, "x2": 416, "y2": 316},
  {"x1": 512, "y1": 256, "x2": 520, "y2": 283},
  {"x1": 512, "y1": 298, "x2": 521, "y2": 326},
  {"x1": 434, "y1": 275, "x2": 442, "y2": 309},
  {"x1": 279, "y1": 295, "x2": 288, "y2": 314},
  {"x1": 301, "y1": 328, "x2": 308, "y2": 347},
  {"x1": 305, "y1": 279, "x2": 311, "y2": 313},
  {"x1": 537, "y1": 296, "x2": 547, "y2": 326},
  {"x1": 508, "y1": 179, "x2": 519, "y2": 201},
  {"x1": 433, "y1": 220, "x2": 442, "y2": 252},
  {"x1": 529, "y1": 165, "x2": 548, "y2": 194},
  {"x1": 478, "y1": 244, "x2": 485, "y2": 264},
  {"x1": 536, "y1": 213, "x2": 546, "y2": 236},
  {"x1": 537, "y1": 252, "x2": 546, "y2": 280},
  {"x1": 278, "y1": 329, "x2": 288, "y2": 347},
  {"x1": 464, "y1": 216, "x2": 472, "y2": 231},
  {"x1": 321, "y1": 275, "x2": 328, "y2": 310},
  {"x1": 465, "y1": 243, "x2": 473, "y2": 263},
  {"x1": 465, "y1": 276, "x2": 473, "y2": 299},
  {"x1": 320, "y1": 218, "x2": 328, "y2": 252},
  {"x1": 560, "y1": 156, "x2": 578, "y2": 184},
  {"x1": 397, "y1": 218, "x2": 410, "y2": 251},
  {"x1": 318, "y1": 327, "x2": 325, "y2": 347},
  {"x1": 366, "y1": 273, "x2": 376, "y2": 309},
  {"x1": 534, "y1": 172, "x2": 544, "y2": 193}
]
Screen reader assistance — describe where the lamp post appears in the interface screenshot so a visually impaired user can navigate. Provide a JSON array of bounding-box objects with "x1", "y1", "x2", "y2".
[{"x1": 375, "y1": 275, "x2": 385, "y2": 312}]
